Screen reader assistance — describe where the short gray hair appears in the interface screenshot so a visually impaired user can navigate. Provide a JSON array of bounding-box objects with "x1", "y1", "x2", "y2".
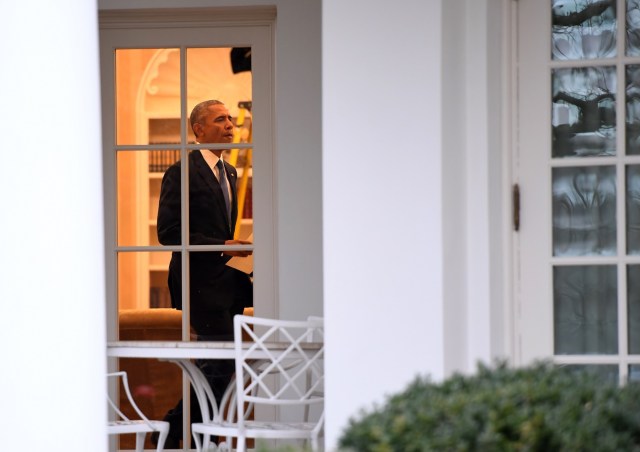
[{"x1": 189, "y1": 100, "x2": 225, "y2": 134}]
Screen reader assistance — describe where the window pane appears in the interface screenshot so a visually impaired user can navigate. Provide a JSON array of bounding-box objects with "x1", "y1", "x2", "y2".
[
  {"x1": 554, "y1": 265, "x2": 618, "y2": 355},
  {"x1": 552, "y1": 0, "x2": 617, "y2": 60},
  {"x1": 118, "y1": 251, "x2": 173, "y2": 311},
  {"x1": 552, "y1": 66, "x2": 616, "y2": 158},
  {"x1": 562, "y1": 364, "x2": 619, "y2": 384},
  {"x1": 628, "y1": 0, "x2": 640, "y2": 56},
  {"x1": 626, "y1": 166, "x2": 640, "y2": 253},
  {"x1": 627, "y1": 265, "x2": 640, "y2": 353},
  {"x1": 115, "y1": 49, "x2": 181, "y2": 146},
  {"x1": 626, "y1": 65, "x2": 640, "y2": 155},
  {"x1": 552, "y1": 166, "x2": 616, "y2": 256},
  {"x1": 629, "y1": 365, "x2": 640, "y2": 381},
  {"x1": 186, "y1": 47, "x2": 252, "y2": 146},
  {"x1": 117, "y1": 150, "x2": 180, "y2": 247}
]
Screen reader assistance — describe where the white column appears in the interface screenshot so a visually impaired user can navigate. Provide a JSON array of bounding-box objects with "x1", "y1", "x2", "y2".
[
  {"x1": 323, "y1": 0, "x2": 444, "y2": 448},
  {"x1": 0, "y1": 1, "x2": 106, "y2": 451}
]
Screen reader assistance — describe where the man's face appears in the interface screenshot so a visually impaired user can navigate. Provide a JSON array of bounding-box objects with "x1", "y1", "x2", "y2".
[{"x1": 194, "y1": 104, "x2": 234, "y2": 145}]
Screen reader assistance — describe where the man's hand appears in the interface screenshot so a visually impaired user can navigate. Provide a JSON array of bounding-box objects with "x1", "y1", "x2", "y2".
[{"x1": 223, "y1": 239, "x2": 253, "y2": 257}]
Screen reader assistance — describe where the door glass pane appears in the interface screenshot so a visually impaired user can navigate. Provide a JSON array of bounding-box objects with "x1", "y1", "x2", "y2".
[
  {"x1": 625, "y1": 65, "x2": 640, "y2": 154},
  {"x1": 627, "y1": 265, "x2": 640, "y2": 353},
  {"x1": 552, "y1": 0, "x2": 617, "y2": 60},
  {"x1": 554, "y1": 265, "x2": 618, "y2": 355},
  {"x1": 627, "y1": 0, "x2": 640, "y2": 56},
  {"x1": 563, "y1": 364, "x2": 619, "y2": 384},
  {"x1": 629, "y1": 365, "x2": 640, "y2": 381},
  {"x1": 626, "y1": 166, "x2": 640, "y2": 253},
  {"x1": 116, "y1": 49, "x2": 181, "y2": 146},
  {"x1": 552, "y1": 166, "x2": 616, "y2": 256},
  {"x1": 552, "y1": 67, "x2": 617, "y2": 157}
]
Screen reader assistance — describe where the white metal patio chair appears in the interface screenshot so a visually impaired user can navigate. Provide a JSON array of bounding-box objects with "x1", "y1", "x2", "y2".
[
  {"x1": 191, "y1": 315, "x2": 325, "y2": 452},
  {"x1": 107, "y1": 371, "x2": 170, "y2": 452}
]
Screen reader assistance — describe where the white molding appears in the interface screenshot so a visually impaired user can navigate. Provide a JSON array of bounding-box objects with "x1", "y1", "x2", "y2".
[
  {"x1": 503, "y1": 0, "x2": 518, "y2": 365},
  {"x1": 99, "y1": 6, "x2": 276, "y2": 28}
]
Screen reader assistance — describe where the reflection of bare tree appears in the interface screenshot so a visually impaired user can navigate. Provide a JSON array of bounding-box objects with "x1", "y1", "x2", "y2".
[
  {"x1": 552, "y1": 67, "x2": 616, "y2": 156},
  {"x1": 553, "y1": 91, "x2": 615, "y2": 133},
  {"x1": 628, "y1": 1, "x2": 640, "y2": 55},
  {"x1": 626, "y1": 167, "x2": 640, "y2": 251},
  {"x1": 627, "y1": 66, "x2": 640, "y2": 154},
  {"x1": 552, "y1": 0, "x2": 616, "y2": 59},
  {"x1": 553, "y1": 0, "x2": 615, "y2": 27}
]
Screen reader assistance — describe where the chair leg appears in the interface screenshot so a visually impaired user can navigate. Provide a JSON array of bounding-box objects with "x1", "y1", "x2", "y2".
[
  {"x1": 192, "y1": 430, "x2": 203, "y2": 452},
  {"x1": 155, "y1": 429, "x2": 169, "y2": 452},
  {"x1": 218, "y1": 436, "x2": 231, "y2": 452},
  {"x1": 237, "y1": 435, "x2": 246, "y2": 452},
  {"x1": 135, "y1": 432, "x2": 146, "y2": 452}
]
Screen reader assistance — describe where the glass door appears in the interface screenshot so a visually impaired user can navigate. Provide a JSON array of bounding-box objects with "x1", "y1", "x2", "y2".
[
  {"x1": 517, "y1": 0, "x2": 640, "y2": 383},
  {"x1": 100, "y1": 20, "x2": 274, "y2": 450}
]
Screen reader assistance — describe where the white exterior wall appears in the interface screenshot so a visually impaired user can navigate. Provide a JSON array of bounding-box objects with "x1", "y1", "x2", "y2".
[
  {"x1": 462, "y1": 0, "x2": 511, "y2": 370},
  {"x1": 444, "y1": 0, "x2": 511, "y2": 375},
  {"x1": 0, "y1": 0, "x2": 106, "y2": 450},
  {"x1": 323, "y1": 0, "x2": 445, "y2": 447},
  {"x1": 324, "y1": 0, "x2": 509, "y2": 447}
]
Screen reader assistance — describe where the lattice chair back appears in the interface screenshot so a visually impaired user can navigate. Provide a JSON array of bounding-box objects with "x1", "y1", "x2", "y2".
[{"x1": 191, "y1": 315, "x2": 325, "y2": 452}]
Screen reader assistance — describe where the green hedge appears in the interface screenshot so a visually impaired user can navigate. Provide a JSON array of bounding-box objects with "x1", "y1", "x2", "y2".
[{"x1": 339, "y1": 361, "x2": 640, "y2": 452}]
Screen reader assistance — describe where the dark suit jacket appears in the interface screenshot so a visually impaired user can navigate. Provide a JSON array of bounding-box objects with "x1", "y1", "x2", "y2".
[{"x1": 157, "y1": 150, "x2": 251, "y2": 320}]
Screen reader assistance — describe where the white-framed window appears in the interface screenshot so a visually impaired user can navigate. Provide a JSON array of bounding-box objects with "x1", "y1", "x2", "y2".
[{"x1": 100, "y1": 9, "x2": 275, "y2": 448}]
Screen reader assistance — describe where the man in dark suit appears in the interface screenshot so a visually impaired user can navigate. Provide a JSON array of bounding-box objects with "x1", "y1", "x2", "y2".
[{"x1": 155, "y1": 99, "x2": 253, "y2": 447}]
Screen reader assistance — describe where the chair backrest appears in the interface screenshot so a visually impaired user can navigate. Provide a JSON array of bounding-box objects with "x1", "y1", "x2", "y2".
[
  {"x1": 107, "y1": 371, "x2": 157, "y2": 430},
  {"x1": 233, "y1": 315, "x2": 325, "y2": 423}
]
